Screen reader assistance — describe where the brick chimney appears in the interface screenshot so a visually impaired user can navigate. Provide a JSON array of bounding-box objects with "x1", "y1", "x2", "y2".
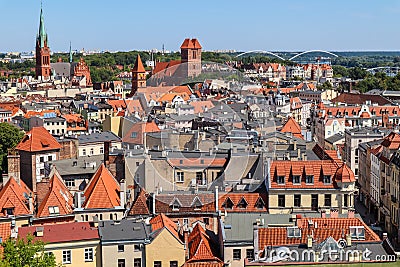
[
  {"x1": 104, "y1": 141, "x2": 111, "y2": 166},
  {"x1": 7, "y1": 150, "x2": 20, "y2": 185},
  {"x1": 183, "y1": 224, "x2": 190, "y2": 260},
  {"x1": 36, "y1": 178, "x2": 50, "y2": 208},
  {"x1": 330, "y1": 209, "x2": 339, "y2": 218},
  {"x1": 321, "y1": 209, "x2": 326, "y2": 218},
  {"x1": 347, "y1": 209, "x2": 355, "y2": 218}
]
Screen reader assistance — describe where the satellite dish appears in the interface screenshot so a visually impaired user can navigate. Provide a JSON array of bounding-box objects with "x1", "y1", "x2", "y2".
[{"x1": 338, "y1": 239, "x2": 347, "y2": 249}]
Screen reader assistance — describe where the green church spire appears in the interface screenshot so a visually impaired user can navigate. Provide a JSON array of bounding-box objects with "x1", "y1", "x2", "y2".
[
  {"x1": 37, "y1": 4, "x2": 48, "y2": 48},
  {"x1": 69, "y1": 41, "x2": 73, "y2": 63}
]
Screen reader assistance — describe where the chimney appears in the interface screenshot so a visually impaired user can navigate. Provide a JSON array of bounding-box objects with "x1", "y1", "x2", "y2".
[
  {"x1": 28, "y1": 193, "x2": 34, "y2": 214},
  {"x1": 382, "y1": 232, "x2": 388, "y2": 240},
  {"x1": 120, "y1": 179, "x2": 126, "y2": 208},
  {"x1": 183, "y1": 223, "x2": 190, "y2": 260},
  {"x1": 36, "y1": 178, "x2": 50, "y2": 208},
  {"x1": 321, "y1": 209, "x2": 326, "y2": 218},
  {"x1": 346, "y1": 233, "x2": 352, "y2": 247},
  {"x1": 347, "y1": 209, "x2": 355, "y2": 218},
  {"x1": 7, "y1": 151, "x2": 20, "y2": 185},
  {"x1": 152, "y1": 192, "x2": 157, "y2": 215},
  {"x1": 76, "y1": 191, "x2": 82, "y2": 209},
  {"x1": 215, "y1": 186, "x2": 219, "y2": 214},
  {"x1": 209, "y1": 147, "x2": 213, "y2": 156},
  {"x1": 303, "y1": 153, "x2": 307, "y2": 161},
  {"x1": 307, "y1": 235, "x2": 313, "y2": 248},
  {"x1": 253, "y1": 226, "x2": 259, "y2": 261},
  {"x1": 293, "y1": 140, "x2": 297, "y2": 150},
  {"x1": 104, "y1": 141, "x2": 111, "y2": 166},
  {"x1": 297, "y1": 148, "x2": 301, "y2": 159},
  {"x1": 330, "y1": 209, "x2": 338, "y2": 218}
]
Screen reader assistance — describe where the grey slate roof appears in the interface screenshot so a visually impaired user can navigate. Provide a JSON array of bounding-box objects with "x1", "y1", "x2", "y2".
[
  {"x1": 47, "y1": 155, "x2": 103, "y2": 176},
  {"x1": 98, "y1": 220, "x2": 150, "y2": 243},
  {"x1": 325, "y1": 133, "x2": 345, "y2": 144},
  {"x1": 78, "y1": 131, "x2": 121, "y2": 144}
]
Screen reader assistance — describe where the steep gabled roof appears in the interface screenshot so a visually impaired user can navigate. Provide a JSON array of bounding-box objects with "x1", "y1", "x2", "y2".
[
  {"x1": 150, "y1": 213, "x2": 180, "y2": 241},
  {"x1": 0, "y1": 177, "x2": 32, "y2": 217},
  {"x1": 83, "y1": 164, "x2": 120, "y2": 209},
  {"x1": 180, "y1": 38, "x2": 202, "y2": 49},
  {"x1": 16, "y1": 127, "x2": 61, "y2": 152},
  {"x1": 36, "y1": 169, "x2": 74, "y2": 218},
  {"x1": 183, "y1": 224, "x2": 223, "y2": 267},
  {"x1": 132, "y1": 54, "x2": 146, "y2": 73},
  {"x1": 280, "y1": 116, "x2": 303, "y2": 139},
  {"x1": 128, "y1": 189, "x2": 150, "y2": 216}
]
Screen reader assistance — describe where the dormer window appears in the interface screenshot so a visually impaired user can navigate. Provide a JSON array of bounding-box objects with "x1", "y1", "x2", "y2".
[
  {"x1": 2, "y1": 208, "x2": 14, "y2": 216},
  {"x1": 323, "y1": 175, "x2": 331, "y2": 184},
  {"x1": 255, "y1": 197, "x2": 265, "y2": 210},
  {"x1": 277, "y1": 176, "x2": 285, "y2": 184},
  {"x1": 48, "y1": 206, "x2": 60, "y2": 215},
  {"x1": 350, "y1": 226, "x2": 365, "y2": 240},
  {"x1": 306, "y1": 175, "x2": 314, "y2": 184},
  {"x1": 237, "y1": 197, "x2": 248, "y2": 209},
  {"x1": 287, "y1": 226, "x2": 301, "y2": 238},
  {"x1": 222, "y1": 197, "x2": 234, "y2": 210},
  {"x1": 191, "y1": 196, "x2": 203, "y2": 210},
  {"x1": 293, "y1": 175, "x2": 301, "y2": 184},
  {"x1": 170, "y1": 198, "x2": 182, "y2": 211}
]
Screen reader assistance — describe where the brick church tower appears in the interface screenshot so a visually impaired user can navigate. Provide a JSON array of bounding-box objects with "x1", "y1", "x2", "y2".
[
  {"x1": 131, "y1": 54, "x2": 146, "y2": 96},
  {"x1": 35, "y1": 7, "x2": 51, "y2": 81},
  {"x1": 180, "y1": 38, "x2": 202, "y2": 77}
]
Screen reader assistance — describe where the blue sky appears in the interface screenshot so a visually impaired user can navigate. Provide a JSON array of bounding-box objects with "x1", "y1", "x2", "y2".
[{"x1": 1, "y1": 0, "x2": 400, "y2": 52}]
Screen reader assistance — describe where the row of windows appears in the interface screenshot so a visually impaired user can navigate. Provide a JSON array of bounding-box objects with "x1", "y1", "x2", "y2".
[
  {"x1": 233, "y1": 249, "x2": 254, "y2": 261},
  {"x1": 45, "y1": 121, "x2": 65, "y2": 126},
  {"x1": 276, "y1": 174, "x2": 330, "y2": 184},
  {"x1": 82, "y1": 147, "x2": 103, "y2": 156},
  {"x1": 117, "y1": 244, "x2": 141, "y2": 252},
  {"x1": 277, "y1": 194, "x2": 349, "y2": 208},
  {"x1": 118, "y1": 260, "x2": 178, "y2": 267},
  {"x1": 62, "y1": 248, "x2": 93, "y2": 264}
]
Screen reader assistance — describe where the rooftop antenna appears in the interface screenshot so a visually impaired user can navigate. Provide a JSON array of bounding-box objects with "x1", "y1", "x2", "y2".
[{"x1": 162, "y1": 44, "x2": 165, "y2": 55}]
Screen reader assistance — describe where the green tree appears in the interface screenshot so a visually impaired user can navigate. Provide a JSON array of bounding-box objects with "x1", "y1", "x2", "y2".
[
  {"x1": 1, "y1": 235, "x2": 56, "y2": 267},
  {"x1": 0, "y1": 123, "x2": 24, "y2": 173}
]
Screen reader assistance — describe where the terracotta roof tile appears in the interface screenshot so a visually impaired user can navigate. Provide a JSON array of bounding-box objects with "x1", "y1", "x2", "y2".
[
  {"x1": 270, "y1": 160, "x2": 355, "y2": 189},
  {"x1": 132, "y1": 54, "x2": 145, "y2": 73},
  {"x1": 0, "y1": 177, "x2": 32, "y2": 217},
  {"x1": 219, "y1": 192, "x2": 267, "y2": 212},
  {"x1": 280, "y1": 117, "x2": 303, "y2": 139},
  {"x1": 128, "y1": 189, "x2": 150, "y2": 216},
  {"x1": 258, "y1": 218, "x2": 380, "y2": 248},
  {"x1": 36, "y1": 169, "x2": 74, "y2": 218},
  {"x1": 183, "y1": 224, "x2": 223, "y2": 266},
  {"x1": 83, "y1": 164, "x2": 120, "y2": 209},
  {"x1": 150, "y1": 213, "x2": 180, "y2": 241},
  {"x1": 15, "y1": 127, "x2": 61, "y2": 152},
  {"x1": 180, "y1": 38, "x2": 202, "y2": 49},
  {"x1": 18, "y1": 222, "x2": 99, "y2": 243}
]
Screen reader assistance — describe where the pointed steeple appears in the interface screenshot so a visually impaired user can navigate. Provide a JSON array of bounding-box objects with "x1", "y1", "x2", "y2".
[
  {"x1": 69, "y1": 41, "x2": 73, "y2": 63},
  {"x1": 37, "y1": 4, "x2": 48, "y2": 48},
  {"x1": 132, "y1": 54, "x2": 145, "y2": 73}
]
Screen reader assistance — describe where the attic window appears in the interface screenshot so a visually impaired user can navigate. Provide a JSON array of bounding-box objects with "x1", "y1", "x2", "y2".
[
  {"x1": 131, "y1": 132, "x2": 138, "y2": 138},
  {"x1": 277, "y1": 176, "x2": 285, "y2": 184},
  {"x1": 222, "y1": 197, "x2": 234, "y2": 210},
  {"x1": 237, "y1": 197, "x2": 248, "y2": 209},
  {"x1": 255, "y1": 197, "x2": 265, "y2": 210},
  {"x1": 287, "y1": 226, "x2": 301, "y2": 238},
  {"x1": 323, "y1": 175, "x2": 331, "y2": 184},
  {"x1": 350, "y1": 226, "x2": 365, "y2": 240},
  {"x1": 41, "y1": 140, "x2": 50, "y2": 147},
  {"x1": 170, "y1": 198, "x2": 182, "y2": 211},
  {"x1": 2, "y1": 208, "x2": 14, "y2": 216},
  {"x1": 48, "y1": 206, "x2": 60, "y2": 215},
  {"x1": 191, "y1": 196, "x2": 203, "y2": 210},
  {"x1": 306, "y1": 175, "x2": 314, "y2": 184},
  {"x1": 292, "y1": 175, "x2": 301, "y2": 184}
]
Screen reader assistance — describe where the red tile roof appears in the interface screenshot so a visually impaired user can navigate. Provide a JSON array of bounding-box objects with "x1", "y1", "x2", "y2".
[
  {"x1": 0, "y1": 222, "x2": 11, "y2": 242},
  {"x1": 153, "y1": 60, "x2": 182, "y2": 75},
  {"x1": 122, "y1": 121, "x2": 160, "y2": 145},
  {"x1": 150, "y1": 213, "x2": 181, "y2": 241},
  {"x1": 132, "y1": 54, "x2": 146, "y2": 73},
  {"x1": 180, "y1": 38, "x2": 202, "y2": 49},
  {"x1": 183, "y1": 224, "x2": 223, "y2": 267},
  {"x1": 258, "y1": 217, "x2": 380, "y2": 248},
  {"x1": 36, "y1": 170, "x2": 74, "y2": 218},
  {"x1": 381, "y1": 132, "x2": 400, "y2": 150},
  {"x1": 15, "y1": 127, "x2": 61, "y2": 152},
  {"x1": 219, "y1": 193, "x2": 267, "y2": 212},
  {"x1": 0, "y1": 177, "x2": 32, "y2": 217},
  {"x1": 18, "y1": 222, "x2": 99, "y2": 244},
  {"x1": 331, "y1": 93, "x2": 391, "y2": 106},
  {"x1": 280, "y1": 117, "x2": 303, "y2": 139},
  {"x1": 83, "y1": 164, "x2": 120, "y2": 209},
  {"x1": 270, "y1": 160, "x2": 355, "y2": 189},
  {"x1": 128, "y1": 189, "x2": 150, "y2": 216}
]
